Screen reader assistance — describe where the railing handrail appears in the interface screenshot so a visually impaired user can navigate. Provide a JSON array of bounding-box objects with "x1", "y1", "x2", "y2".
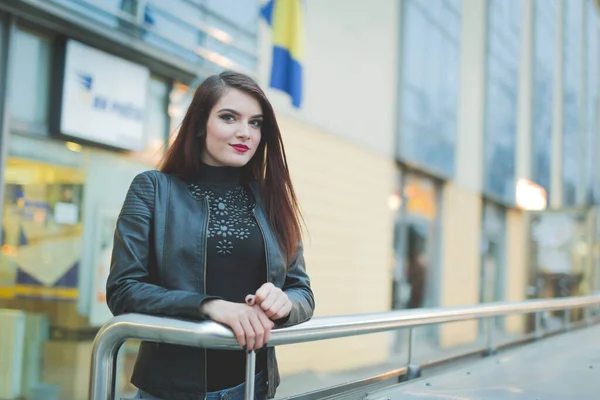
[{"x1": 90, "y1": 294, "x2": 600, "y2": 399}]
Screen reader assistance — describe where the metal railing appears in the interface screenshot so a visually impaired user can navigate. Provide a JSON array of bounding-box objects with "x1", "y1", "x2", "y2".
[{"x1": 89, "y1": 294, "x2": 600, "y2": 400}]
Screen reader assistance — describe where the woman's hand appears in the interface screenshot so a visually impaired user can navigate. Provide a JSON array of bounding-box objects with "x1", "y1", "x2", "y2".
[
  {"x1": 246, "y1": 283, "x2": 292, "y2": 321},
  {"x1": 201, "y1": 299, "x2": 274, "y2": 351}
]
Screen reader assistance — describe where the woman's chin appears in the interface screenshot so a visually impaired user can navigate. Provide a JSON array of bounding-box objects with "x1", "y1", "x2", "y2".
[{"x1": 222, "y1": 156, "x2": 251, "y2": 168}]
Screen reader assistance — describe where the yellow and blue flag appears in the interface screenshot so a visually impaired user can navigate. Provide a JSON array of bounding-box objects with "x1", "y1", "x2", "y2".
[{"x1": 260, "y1": 0, "x2": 304, "y2": 108}]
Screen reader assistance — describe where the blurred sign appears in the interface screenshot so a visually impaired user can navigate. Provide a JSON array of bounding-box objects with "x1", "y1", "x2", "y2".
[
  {"x1": 60, "y1": 40, "x2": 149, "y2": 151},
  {"x1": 89, "y1": 209, "x2": 119, "y2": 326},
  {"x1": 516, "y1": 178, "x2": 547, "y2": 211},
  {"x1": 404, "y1": 176, "x2": 437, "y2": 220},
  {"x1": 54, "y1": 202, "x2": 79, "y2": 225},
  {"x1": 531, "y1": 212, "x2": 579, "y2": 273}
]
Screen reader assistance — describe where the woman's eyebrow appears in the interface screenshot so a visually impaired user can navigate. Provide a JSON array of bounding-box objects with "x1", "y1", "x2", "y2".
[
  {"x1": 217, "y1": 108, "x2": 262, "y2": 119},
  {"x1": 217, "y1": 108, "x2": 240, "y2": 115}
]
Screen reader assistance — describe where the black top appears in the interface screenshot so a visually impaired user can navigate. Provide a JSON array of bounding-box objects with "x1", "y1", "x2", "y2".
[{"x1": 194, "y1": 163, "x2": 268, "y2": 391}]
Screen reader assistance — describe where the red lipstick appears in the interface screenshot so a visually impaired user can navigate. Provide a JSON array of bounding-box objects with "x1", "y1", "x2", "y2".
[{"x1": 230, "y1": 144, "x2": 249, "y2": 153}]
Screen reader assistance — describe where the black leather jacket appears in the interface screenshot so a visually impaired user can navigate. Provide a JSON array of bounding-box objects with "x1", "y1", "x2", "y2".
[{"x1": 106, "y1": 170, "x2": 315, "y2": 400}]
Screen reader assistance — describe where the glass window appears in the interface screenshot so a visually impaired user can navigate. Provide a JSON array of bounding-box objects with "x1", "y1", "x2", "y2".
[
  {"x1": 529, "y1": 210, "x2": 589, "y2": 300},
  {"x1": 145, "y1": 76, "x2": 169, "y2": 150},
  {"x1": 8, "y1": 28, "x2": 51, "y2": 128},
  {"x1": 0, "y1": 155, "x2": 86, "y2": 399},
  {"x1": 480, "y1": 202, "x2": 506, "y2": 303},
  {"x1": 131, "y1": 75, "x2": 170, "y2": 165},
  {"x1": 199, "y1": 0, "x2": 258, "y2": 72},
  {"x1": 203, "y1": 0, "x2": 258, "y2": 34},
  {"x1": 399, "y1": 0, "x2": 461, "y2": 178},
  {"x1": 562, "y1": 0, "x2": 584, "y2": 207},
  {"x1": 49, "y1": 0, "x2": 258, "y2": 72},
  {"x1": 586, "y1": 0, "x2": 599, "y2": 203},
  {"x1": 167, "y1": 81, "x2": 193, "y2": 146},
  {"x1": 483, "y1": 0, "x2": 521, "y2": 204},
  {"x1": 203, "y1": 13, "x2": 257, "y2": 72},
  {"x1": 0, "y1": 135, "x2": 154, "y2": 399},
  {"x1": 50, "y1": 0, "x2": 125, "y2": 29},
  {"x1": 391, "y1": 171, "x2": 442, "y2": 351},
  {"x1": 144, "y1": 0, "x2": 207, "y2": 65},
  {"x1": 531, "y1": 0, "x2": 558, "y2": 199},
  {"x1": 144, "y1": 0, "x2": 258, "y2": 72}
]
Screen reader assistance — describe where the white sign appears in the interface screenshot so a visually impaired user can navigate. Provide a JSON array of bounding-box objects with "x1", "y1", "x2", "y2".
[
  {"x1": 54, "y1": 202, "x2": 79, "y2": 225},
  {"x1": 89, "y1": 209, "x2": 119, "y2": 326},
  {"x1": 532, "y1": 213, "x2": 577, "y2": 273},
  {"x1": 60, "y1": 40, "x2": 149, "y2": 151}
]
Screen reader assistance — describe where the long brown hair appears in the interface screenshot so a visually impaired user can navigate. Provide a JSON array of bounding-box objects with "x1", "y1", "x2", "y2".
[{"x1": 161, "y1": 71, "x2": 303, "y2": 263}]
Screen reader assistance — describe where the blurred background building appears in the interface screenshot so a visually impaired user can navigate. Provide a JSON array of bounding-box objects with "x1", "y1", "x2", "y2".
[{"x1": 0, "y1": 0, "x2": 599, "y2": 399}]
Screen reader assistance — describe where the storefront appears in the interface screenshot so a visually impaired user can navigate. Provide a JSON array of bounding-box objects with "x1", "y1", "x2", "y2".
[
  {"x1": 0, "y1": 9, "x2": 194, "y2": 400},
  {"x1": 390, "y1": 168, "x2": 442, "y2": 352},
  {"x1": 479, "y1": 200, "x2": 507, "y2": 333},
  {"x1": 527, "y1": 207, "x2": 597, "y2": 330},
  {"x1": 0, "y1": 28, "x2": 176, "y2": 398}
]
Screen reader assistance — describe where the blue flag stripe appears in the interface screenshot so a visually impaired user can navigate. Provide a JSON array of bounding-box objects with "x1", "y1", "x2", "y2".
[
  {"x1": 270, "y1": 46, "x2": 303, "y2": 108},
  {"x1": 260, "y1": 0, "x2": 275, "y2": 26}
]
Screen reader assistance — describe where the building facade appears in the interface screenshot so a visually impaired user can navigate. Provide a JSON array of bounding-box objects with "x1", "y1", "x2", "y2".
[{"x1": 0, "y1": 0, "x2": 599, "y2": 399}]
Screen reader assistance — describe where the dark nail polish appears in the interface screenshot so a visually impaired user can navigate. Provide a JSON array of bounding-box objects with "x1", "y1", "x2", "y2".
[
  {"x1": 247, "y1": 349, "x2": 252, "y2": 354},
  {"x1": 242, "y1": 345, "x2": 247, "y2": 352}
]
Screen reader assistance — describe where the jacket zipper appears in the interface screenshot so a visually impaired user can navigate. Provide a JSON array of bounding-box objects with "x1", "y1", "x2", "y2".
[
  {"x1": 253, "y1": 205, "x2": 271, "y2": 392},
  {"x1": 203, "y1": 197, "x2": 210, "y2": 400},
  {"x1": 253, "y1": 206, "x2": 270, "y2": 286}
]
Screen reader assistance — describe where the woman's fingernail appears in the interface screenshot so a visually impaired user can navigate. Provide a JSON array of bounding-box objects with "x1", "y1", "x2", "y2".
[
  {"x1": 247, "y1": 349, "x2": 252, "y2": 354},
  {"x1": 242, "y1": 345, "x2": 247, "y2": 352}
]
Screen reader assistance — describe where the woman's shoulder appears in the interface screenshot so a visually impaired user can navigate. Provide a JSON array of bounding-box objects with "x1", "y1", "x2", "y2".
[
  {"x1": 132, "y1": 170, "x2": 185, "y2": 186},
  {"x1": 128, "y1": 171, "x2": 194, "y2": 199}
]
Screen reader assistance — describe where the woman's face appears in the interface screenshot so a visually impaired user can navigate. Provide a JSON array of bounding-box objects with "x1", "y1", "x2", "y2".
[{"x1": 201, "y1": 88, "x2": 263, "y2": 167}]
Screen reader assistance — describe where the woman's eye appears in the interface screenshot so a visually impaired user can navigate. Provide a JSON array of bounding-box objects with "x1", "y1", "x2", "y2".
[
  {"x1": 219, "y1": 114, "x2": 235, "y2": 122},
  {"x1": 250, "y1": 120, "x2": 262, "y2": 128}
]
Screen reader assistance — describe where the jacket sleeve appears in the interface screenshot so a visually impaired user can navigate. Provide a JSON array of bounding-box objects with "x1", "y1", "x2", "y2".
[
  {"x1": 106, "y1": 172, "x2": 215, "y2": 320},
  {"x1": 276, "y1": 243, "x2": 315, "y2": 328}
]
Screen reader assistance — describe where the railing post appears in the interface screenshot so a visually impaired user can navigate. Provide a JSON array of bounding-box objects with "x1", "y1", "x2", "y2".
[
  {"x1": 89, "y1": 335, "x2": 125, "y2": 400},
  {"x1": 483, "y1": 318, "x2": 496, "y2": 356},
  {"x1": 534, "y1": 311, "x2": 543, "y2": 340},
  {"x1": 407, "y1": 328, "x2": 414, "y2": 365},
  {"x1": 405, "y1": 328, "x2": 421, "y2": 380},
  {"x1": 244, "y1": 351, "x2": 256, "y2": 400},
  {"x1": 563, "y1": 309, "x2": 571, "y2": 331},
  {"x1": 584, "y1": 307, "x2": 592, "y2": 327}
]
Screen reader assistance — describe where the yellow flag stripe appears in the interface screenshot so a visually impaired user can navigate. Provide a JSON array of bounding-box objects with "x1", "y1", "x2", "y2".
[{"x1": 272, "y1": 0, "x2": 304, "y2": 61}]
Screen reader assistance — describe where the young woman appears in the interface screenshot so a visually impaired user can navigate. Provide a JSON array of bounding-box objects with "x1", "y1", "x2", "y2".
[{"x1": 106, "y1": 71, "x2": 315, "y2": 400}]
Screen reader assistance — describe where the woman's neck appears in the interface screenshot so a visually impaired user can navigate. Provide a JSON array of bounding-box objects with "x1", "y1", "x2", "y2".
[{"x1": 200, "y1": 162, "x2": 242, "y2": 186}]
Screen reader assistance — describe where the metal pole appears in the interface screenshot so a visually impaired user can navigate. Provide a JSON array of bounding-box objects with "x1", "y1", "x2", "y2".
[
  {"x1": 89, "y1": 334, "x2": 125, "y2": 400},
  {"x1": 404, "y1": 328, "x2": 421, "y2": 380},
  {"x1": 407, "y1": 328, "x2": 414, "y2": 366},
  {"x1": 244, "y1": 351, "x2": 256, "y2": 400},
  {"x1": 563, "y1": 309, "x2": 571, "y2": 331},
  {"x1": 88, "y1": 296, "x2": 600, "y2": 398},
  {"x1": 484, "y1": 318, "x2": 496, "y2": 356},
  {"x1": 585, "y1": 306, "x2": 592, "y2": 327},
  {"x1": 534, "y1": 312, "x2": 542, "y2": 340}
]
